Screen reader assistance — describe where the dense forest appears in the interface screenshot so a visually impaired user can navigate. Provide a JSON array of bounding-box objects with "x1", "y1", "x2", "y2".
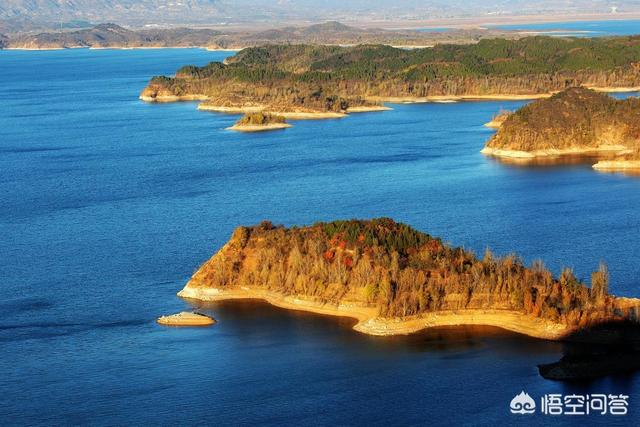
[
  {"x1": 142, "y1": 36, "x2": 640, "y2": 112},
  {"x1": 187, "y1": 218, "x2": 638, "y2": 327},
  {"x1": 486, "y1": 87, "x2": 640, "y2": 153}
]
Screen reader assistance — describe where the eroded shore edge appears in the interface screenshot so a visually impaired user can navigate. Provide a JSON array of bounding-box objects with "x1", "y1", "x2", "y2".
[
  {"x1": 140, "y1": 86, "x2": 640, "y2": 120},
  {"x1": 226, "y1": 123, "x2": 293, "y2": 132},
  {"x1": 592, "y1": 160, "x2": 640, "y2": 171},
  {"x1": 480, "y1": 145, "x2": 631, "y2": 159},
  {"x1": 178, "y1": 286, "x2": 572, "y2": 340}
]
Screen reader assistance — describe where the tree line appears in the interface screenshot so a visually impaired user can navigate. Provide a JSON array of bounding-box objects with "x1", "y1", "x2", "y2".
[
  {"x1": 188, "y1": 219, "x2": 638, "y2": 327},
  {"x1": 145, "y1": 36, "x2": 640, "y2": 112}
]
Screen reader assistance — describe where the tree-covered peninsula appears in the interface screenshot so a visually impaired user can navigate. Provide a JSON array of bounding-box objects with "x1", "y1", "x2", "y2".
[
  {"x1": 482, "y1": 87, "x2": 640, "y2": 170},
  {"x1": 141, "y1": 36, "x2": 640, "y2": 114},
  {"x1": 178, "y1": 218, "x2": 640, "y2": 339}
]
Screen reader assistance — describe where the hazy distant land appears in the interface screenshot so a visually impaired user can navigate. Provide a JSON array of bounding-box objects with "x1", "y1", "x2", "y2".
[
  {"x1": 0, "y1": 22, "x2": 516, "y2": 51},
  {"x1": 3, "y1": 0, "x2": 640, "y2": 32}
]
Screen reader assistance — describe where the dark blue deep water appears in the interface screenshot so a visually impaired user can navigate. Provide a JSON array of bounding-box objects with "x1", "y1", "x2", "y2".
[{"x1": 1, "y1": 48, "x2": 640, "y2": 426}]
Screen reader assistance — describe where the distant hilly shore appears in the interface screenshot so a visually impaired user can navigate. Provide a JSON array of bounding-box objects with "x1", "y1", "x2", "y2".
[
  {"x1": 3, "y1": 0, "x2": 640, "y2": 31},
  {"x1": 0, "y1": 22, "x2": 515, "y2": 50}
]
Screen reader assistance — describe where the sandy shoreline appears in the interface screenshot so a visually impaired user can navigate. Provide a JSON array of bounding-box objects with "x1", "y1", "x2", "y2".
[
  {"x1": 198, "y1": 103, "x2": 390, "y2": 118},
  {"x1": 481, "y1": 145, "x2": 631, "y2": 159},
  {"x1": 593, "y1": 159, "x2": 640, "y2": 171},
  {"x1": 141, "y1": 86, "x2": 640, "y2": 112},
  {"x1": 367, "y1": 93, "x2": 553, "y2": 103},
  {"x1": 177, "y1": 286, "x2": 572, "y2": 340},
  {"x1": 346, "y1": 105, "x2": 393, "y2": 113},
  {"x1": 197, "y1": 103, "x2": 350, "y2": 119},
  {"x1": 226, "y1": 123, "x2": 292, "y2": 132},
  {"x1": 140, "y1": 94, "x2": 209, "y2": 103},
  {"x1": 368, "y1": 87, "x2": 640, "y2": 104}
]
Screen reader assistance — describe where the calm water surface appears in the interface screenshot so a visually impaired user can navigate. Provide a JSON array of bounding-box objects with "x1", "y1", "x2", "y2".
[
  {"x1": 1, "y1": 48, "x2": 640, "y2": 426},
  {"x1": 489, "y1": 19, "x2": 640, "y2": 37}
]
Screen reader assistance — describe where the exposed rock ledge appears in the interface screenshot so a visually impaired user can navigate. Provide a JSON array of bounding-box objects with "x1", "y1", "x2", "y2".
[
  {"x1": 197, "y1": 103, "x2": 349, "y2": 119},
  {"x1": 593, "y1": 160, "x2": 640, "y2": 171},
  {"x1": 139, "y1": 94, "x2": 209, "y2": 103},
  {"x1": 483, "y1": 120, "x2": 504, "y2": 129},
  {"x1": 157, "y1": 311, "x2": 215, "y2": 326},
  {"x1": 481, "y1": 145, "x2": 630, "y2": 159},
  {"x1": 178, "y1": 286, "x2": 572, "y2": 340},
  {"x1": 226, "y1": 123, "x2": 293, "y2": 132}
]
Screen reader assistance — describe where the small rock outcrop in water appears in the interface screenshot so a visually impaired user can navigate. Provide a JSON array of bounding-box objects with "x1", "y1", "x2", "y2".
[
  {"x1": 484, "y1": 110, "x2": 512, "y2": 129},
  {"x1": 227, "y1": 112, "x2": 292, "y2": 132},
  {"x1": 157, "y1": 311, "x2": 215, "y2": 326},
  {"x1": 178, "y1": 218, "x2": 639, "y2": 340},
  {"x1": 482, "y1": 87, "x2": 640, "y2": 168}
]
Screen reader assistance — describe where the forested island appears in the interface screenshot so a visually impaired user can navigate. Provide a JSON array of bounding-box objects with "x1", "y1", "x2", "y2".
[
  {"x1": 227, "y1": 112, "x2": 291, "y2": 132},
  {"x1": 178, "y1": 218, "x2": 640, "y2": 340},
  {"x1": 482, "y1": 87, "x2": 640, "y2": 170},
  {"x1": 140, "y1": 36, "x2": 640, "y2": 115}
]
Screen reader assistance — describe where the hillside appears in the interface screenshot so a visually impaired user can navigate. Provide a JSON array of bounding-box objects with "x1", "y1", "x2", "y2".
[
  {"x1": 141, "y1": 37, "x2": 640, "y2": 113},
  {"x1": 6, "y1": 23, "x2": 223, "y2": 49},
  {"x1": 3, "y1": 22, "x2": 512, "y2": 50},
  {"x1": 206, "y1": 22, "x2": 511, "y2": 49},
  {"x1": 482, "y1": 87, "x2": 640, "y2": 164},
  {"x1": 179, "y1": 219, "x2": 640, "y2": 339}
]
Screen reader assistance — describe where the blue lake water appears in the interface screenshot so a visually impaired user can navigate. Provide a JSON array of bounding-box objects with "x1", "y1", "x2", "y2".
[
  {"x1": 1, "y1": 48, "x2": 640, "y2": 425},
  {"x1": 489, "y1": 19, "x2": 640, "y2": 37}
]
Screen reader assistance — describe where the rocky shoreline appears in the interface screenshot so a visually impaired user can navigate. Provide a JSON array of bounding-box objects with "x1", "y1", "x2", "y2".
[
  {"x1": 226, "y1": 123, "x2": 292, "y2": 132},
  {"x1": 481, "y1": 145, "x2": 631, "y2": 160},
  {"x1": 592, "y1": 159, "x2": 640, "y2": 171},
  {"x1": 156, "y1": 311, "x2": 216, "y2": 326},
  {"x1": 177, "y1": 286, "x2": 572, "y2": 339}
]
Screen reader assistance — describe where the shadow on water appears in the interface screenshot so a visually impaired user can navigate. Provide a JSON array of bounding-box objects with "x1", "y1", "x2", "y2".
[
  {"x1": 487, "y1": 153, "x2": 610, "y2": 169},
  {"x1": 187, "y1": 298, "x2": 563, "y2": 358},
  {"x1": 486, "y1": 153, "x2": 640, "y2": 178},
  {"x1": 539, "y1": 321, "x2": 640, "y2": 382},
  {"x1": 187, "y1": 299, "x2": 640, "y2": 384}
]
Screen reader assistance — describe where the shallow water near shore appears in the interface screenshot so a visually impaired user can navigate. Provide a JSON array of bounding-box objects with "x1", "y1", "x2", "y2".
[{"x1": 1, "y1": 48, "x2": 640, "y2": 425}]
